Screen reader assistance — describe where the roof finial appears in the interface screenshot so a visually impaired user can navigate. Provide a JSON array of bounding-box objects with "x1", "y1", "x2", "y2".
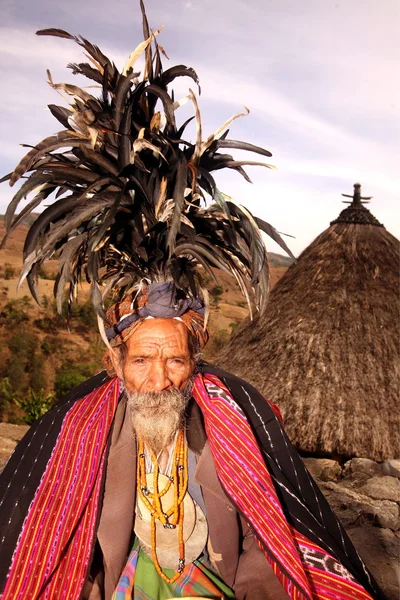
[
  {"x1": 341, "y1": 183, "x2": 372, "y2": 207},
  {"x1": 330, "y1": 183, "x2": 383, "y2": 227}
]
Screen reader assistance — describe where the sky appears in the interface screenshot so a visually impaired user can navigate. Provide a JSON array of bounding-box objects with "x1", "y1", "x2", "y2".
[{"x1": 0, "y1": 0, "x2": 398, "y2": 257}]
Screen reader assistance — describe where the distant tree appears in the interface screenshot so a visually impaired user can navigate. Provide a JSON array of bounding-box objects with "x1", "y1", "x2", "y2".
[
  {"x1": 8, "y1": 330, "x2": 37, "y2": 357},
  {"x1": 20, "y1": 295, "x2": 32, "y2": 309},
  {"x1": 0, "y1": 377, "x2": 14, "y2": 419},
  {"x1": 235, "y1": 300, "x2": 247, "y2": 308},
  {"x1": 0, "y1": 299, "x2": 30, "y2": 326},
  {"x1": 54, "y1": 360, "x2": 98, "y2": 397},
  {"x1": 54, "y1": 371, "x2": 87, "y2": 397},
  {"x1": 7, "y1": 357, "x2": 26, "y2": 393},
  {"x1": 29, "y1": 352, "x2": 48, "y2": 393},
  {"x1": 6, "y1": 330, "x2": 41, "y2": 395},
  {"x1": 41, "y1": 335, "x2": 61, "y2": 355},
  {"x1": 38, "y1": 265, "x2": 57, "y2": 280},
  {"x1": 41, "y1": 295, "x2": 50, "y2": 309},
  {"x1": 3, "y1": 263, "x2": 16, "y2": 280},
  {"x1": 75, "y1": 300, "x2": 98, "y2": 330},
  {"x1": 210, "y1": 285, "x2": 224, "y2": 297},
  {"x1": 210, "y1": 285, "x2": 224, "y2": 309}
]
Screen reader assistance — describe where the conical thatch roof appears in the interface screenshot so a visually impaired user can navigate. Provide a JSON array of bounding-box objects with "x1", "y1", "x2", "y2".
[{"x1": 217, "y1": 184, "x2": 400, "y2": 461}]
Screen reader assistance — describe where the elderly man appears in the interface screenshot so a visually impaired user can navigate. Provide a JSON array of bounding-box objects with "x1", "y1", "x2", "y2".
[
  {"x1": 0, "y1": 6, "x2": 384, "y2": 599},
  {"x1": 0, "y1": 283, "x2": 384, "y2": 599},
  {"x1": 84, "y1": 312, "x2": 289, "y2": 599}
]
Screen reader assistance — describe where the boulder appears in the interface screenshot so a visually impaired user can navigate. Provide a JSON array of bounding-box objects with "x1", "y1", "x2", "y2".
[
  {"x1": 302, "y1": 457, "x2": 342, "y2": 481},
  {"x1": 359, "y1": 476, "x2": 400, "y2": 503},
  {"x1": 347, "y1": 526, "x2": 400, "y2": 600},
  {"x1": 343, "y1": 457, "x2": 382, "y2": 478},
  {"x1": 320, "y1": 481, "x2": 399, "y2": 530},
  {"x1": 382, "y1": 459, "x2": 400, "y2": 478},
  {"x1": 340, "y1": 471, "x2": 371, "y2": 488}
]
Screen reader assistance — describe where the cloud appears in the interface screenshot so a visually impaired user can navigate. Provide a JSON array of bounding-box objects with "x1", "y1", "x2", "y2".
[{"x1": 0, "y1": 0, "x2": 398, "y2": 253}]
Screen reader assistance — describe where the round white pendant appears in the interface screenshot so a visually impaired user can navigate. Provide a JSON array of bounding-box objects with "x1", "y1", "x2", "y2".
[{"x1": 134, "y1": 473, "x2": 208, "y2": 569}]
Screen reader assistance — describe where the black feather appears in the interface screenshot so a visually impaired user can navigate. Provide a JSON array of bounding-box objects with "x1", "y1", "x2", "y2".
[
  {"x1": 2, "y1": 9, "x2": 289, "y2": 319},
  {"x1": 254, "y1": 216, "x2": 296, "y2": 260},
  {"x1": 215, "y1": 139, "x2": 272, "y2": 157},
  {"x1": 160, "y1": 65, "x2": 201, "y2": 94},
  {"x1": 36, "y1": 28, "x2": 75, "y2": 40},
  {"x1": 48, "y1": 105, "x2": 73, "y2": 128}
]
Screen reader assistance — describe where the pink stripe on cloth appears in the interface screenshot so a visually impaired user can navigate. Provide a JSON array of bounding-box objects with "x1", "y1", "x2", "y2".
[
  {"x1": 192, "y1": 373, "x2": 374, "y2": 600},
  {"x1": 3, "y1": 378, "x2": 120, "y2": 600}
]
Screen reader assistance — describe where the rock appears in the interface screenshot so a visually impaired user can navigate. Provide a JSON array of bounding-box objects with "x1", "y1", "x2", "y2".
[
  {"x1": 302, "y1": 457, "x2": 342, "y2": 481},
  {"x1": 321, "y1": 470, "x2": 400, "y2": 598},
  {"x1": 0, "y1": 422, "x2": 29, "y2": 443},
  {"x1": 343, "y1": 457, "x2": 382, "y2": 478},
  {"x1": 340, "y1": 471, "x2": 371, "y2": 488},
  {"x1": 359, "y1": 476, "x2": 400, "y2": 503},
  {"x1": 0, "y1": 422, "x2": 29, "y2": 472},
  {"x1": 320, "y1": 482, "x2": 399, "y2": 530},
  {"x1": 347, "y1": 526, "x2": 400, "y2": 600},
  {"x1": 382, "y1": 459, "x2": 400, "y2": 478}
]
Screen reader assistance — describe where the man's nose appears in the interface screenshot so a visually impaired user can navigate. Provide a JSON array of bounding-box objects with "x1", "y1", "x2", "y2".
[{"x1": 149, "y1": 361, "x2": 172, "y2": 391}]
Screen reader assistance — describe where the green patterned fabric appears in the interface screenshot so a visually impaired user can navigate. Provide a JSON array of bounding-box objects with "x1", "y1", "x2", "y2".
[{"x1": 112, "y1": 539, "x2": 235, "y2": 599}]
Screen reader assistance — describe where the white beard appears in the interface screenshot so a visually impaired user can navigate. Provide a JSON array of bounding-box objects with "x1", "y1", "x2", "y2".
[{"x1": 126, "y1": 387, "x2": 189, "y2": 455}]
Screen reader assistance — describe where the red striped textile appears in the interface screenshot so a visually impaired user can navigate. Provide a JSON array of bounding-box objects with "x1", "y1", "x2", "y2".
[
  {"x1": 3, "y1": 378, "x2": 120, "y2": 600},
  {"x1": 192, "y1": 373, "x2": 374, "y2": 600}
]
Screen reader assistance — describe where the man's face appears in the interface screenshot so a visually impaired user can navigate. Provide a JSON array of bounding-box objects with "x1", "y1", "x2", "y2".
[{"x1": 111, "y1": 318, "x2": 195, "y2": 395}]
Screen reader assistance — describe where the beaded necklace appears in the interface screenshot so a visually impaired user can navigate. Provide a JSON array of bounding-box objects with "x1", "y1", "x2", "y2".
[{"x1": 137, "y1": 428, "x2": 188, "y2": 583}]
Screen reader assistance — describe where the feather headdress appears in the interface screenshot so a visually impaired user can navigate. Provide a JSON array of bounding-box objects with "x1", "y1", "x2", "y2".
[{"x1": 1, "y1": 2, "x2": 293, "y2": 328}]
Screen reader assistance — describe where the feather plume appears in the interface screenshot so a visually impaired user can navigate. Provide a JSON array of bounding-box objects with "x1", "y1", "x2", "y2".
[{"x1": 1, "y1": 3, "x2": 292, "y2": 322}]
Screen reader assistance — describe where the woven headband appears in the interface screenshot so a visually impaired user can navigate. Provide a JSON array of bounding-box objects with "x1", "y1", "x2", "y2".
[{"x1": 105, "y1": 282, "x2": 209, "y2": 349}]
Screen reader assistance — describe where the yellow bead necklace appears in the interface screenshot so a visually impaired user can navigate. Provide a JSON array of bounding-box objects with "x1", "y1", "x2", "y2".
[{"x1": 137, "y1": 428, "x2": 188, "y2": 583}]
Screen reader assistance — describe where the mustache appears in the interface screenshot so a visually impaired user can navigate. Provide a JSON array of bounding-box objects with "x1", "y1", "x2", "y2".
[
  {"x1": 125, "y1": 378, "x2": 194, "y2": 411},
  {"x1": 126, "y1": 387, "x2": 187, "y2": 412}
]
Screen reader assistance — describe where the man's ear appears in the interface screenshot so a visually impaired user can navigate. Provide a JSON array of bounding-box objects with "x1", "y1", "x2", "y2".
[{"x1": 108, "y1": 347, "x2": 124, "y2": 379}]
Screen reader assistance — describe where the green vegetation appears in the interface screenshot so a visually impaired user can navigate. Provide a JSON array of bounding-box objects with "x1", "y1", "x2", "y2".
[
  {"x1": 41, "y1": 335, "x2": 62, "y2": 355},
  {"x1": 29, "y1": 352, "x2": 47, "y2": 393},
  {"x1": 0, "y1": 298, "x2": 31, "y2": 326},
  {"x1": 209, "y1": 285, "x2": 224, "y2": 309},
  {"x1": 14, "y1": 389, "x2": 55, "y2": 425},
  {"x1": 54, "y1": 360, "x2": 98, "y2": 397},
  {"x1": 73, "y1": 301, "x2": 98, "y2": 330},
  {"x1": 38, "y1": 266, "x2": 57, "y2": 280},
  {"x1": 205, "y1": 328, "x2": 229, "y2": 358},
  {"x1": 235, "y1": 300, "x2": 247, "y2": 308},
  {"x1": 0, "y1": 294, "x2": 102, "y2": 424},
  {"x1": 8, "y1": 328, "x2": 37, "y2": 357},
  {"x1": 0, "y1": 378, "x2": 14, "y2": 420},
  {"x1": 210, "y1": 285, "x2": 224, "y2": 296},
  {"x1": 229, "y1": 322, "x2": 240, "y2": 334},
  {"x1": 0, "y1": 263, "x2": 16, "y2": 280}
]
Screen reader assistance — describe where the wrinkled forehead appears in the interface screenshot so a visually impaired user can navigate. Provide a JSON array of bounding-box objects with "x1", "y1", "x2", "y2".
[{"x1": 124, "y1": 318, "x2": 191, "y2": 355}]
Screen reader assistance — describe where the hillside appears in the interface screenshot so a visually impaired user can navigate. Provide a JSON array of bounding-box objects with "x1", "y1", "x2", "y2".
[{"x1": 0, "y1": 220, "x2": 288, "y2": 422}]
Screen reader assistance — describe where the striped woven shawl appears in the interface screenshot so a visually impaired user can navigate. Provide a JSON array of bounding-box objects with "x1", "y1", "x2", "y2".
[{"x1": 0, "y1": 365, "x2": 384, "y2": 599}]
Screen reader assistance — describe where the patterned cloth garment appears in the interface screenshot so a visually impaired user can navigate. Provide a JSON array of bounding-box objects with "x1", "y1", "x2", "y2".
[
  {"x1": 112, "y1": 539, "x2": 234, "y2": 599},
  {"x1": 0, "y1": 365, "x2": 385, "y2": 599}
]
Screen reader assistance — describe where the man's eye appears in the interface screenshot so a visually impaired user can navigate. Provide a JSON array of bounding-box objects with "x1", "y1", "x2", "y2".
[
  {"x1": 170, "y1": 358, "x2": 184, "y2": 365},
  {"x1": 132, "y1": 358, "x2": 146, "y2": 365}
]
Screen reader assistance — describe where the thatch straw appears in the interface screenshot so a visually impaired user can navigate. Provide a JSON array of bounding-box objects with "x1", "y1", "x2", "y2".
[{"x1": 217, "y1": 195, "x2": 399, "y2": 461}]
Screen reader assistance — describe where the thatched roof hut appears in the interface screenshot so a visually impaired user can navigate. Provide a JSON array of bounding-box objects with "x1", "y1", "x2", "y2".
[{"x1": 217, "y1": 184, "x2": 400, "y2": 461}]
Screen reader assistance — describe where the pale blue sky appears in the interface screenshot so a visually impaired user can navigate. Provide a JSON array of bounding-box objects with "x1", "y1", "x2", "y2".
[{"x1": 0, "y1": 0, "x2": 398, "y2": 256}]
